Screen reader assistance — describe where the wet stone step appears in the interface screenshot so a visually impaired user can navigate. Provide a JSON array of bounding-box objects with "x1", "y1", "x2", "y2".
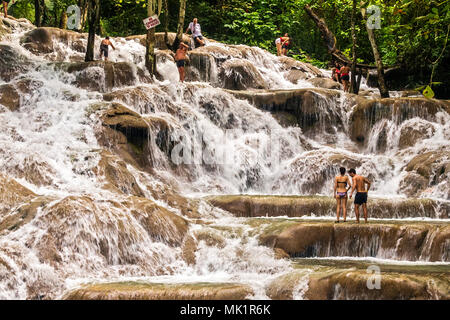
[
  {"x1": 205, "y1": 195, "x2": 450, "y2": 219},
  {"x1": 267, "y1": 258, "x2": 450, "y2": 300},
  {"x1": 244, "y1": 218, "x2": 450, "y2": 262},
  {"x1": 63, "y1": 282, "x2": 254, "y2": 300}
]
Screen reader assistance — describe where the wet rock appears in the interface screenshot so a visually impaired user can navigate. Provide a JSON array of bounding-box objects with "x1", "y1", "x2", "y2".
[
  {"x1": 402, "y1": 151, "x2": 450, "y2": 199},
  {"x1": 399, "y1": 172, "x2": 429, "y2": 198},
  {"x1": 259, "y1": 220, "x2": 450, "y2": 261},
  {"x1": 185, "y1": 51, "x2": 217, "y2": 83},
  {"x1": 0, "y1": 79, "x2": 44, "y2": 111},
  {"x1": 64, "y1": 282, "x2": 253, "y2": 300},
  {"x1": 181, "y1": 236, "x2": 197, "y2": 265},
  {"x1": 207, "y1": 195, "x2": 449, "y2": 219},
  {"x1": 286, "y1": 69, "x2": 308, "y2": 84},
  {"x1": 267, "y1": 265, "x2": 450, "y2": 300},
  {"x1": 350, "y1": 97, "x2": 450, "y2": 146},
  {"x1": 0, "y1": 45, "x2": 33, "y2": 81},
  {"x1": 0, "y1": 174, "x2": 36, "y2": 217},
  {"x1": 398, "y1": 119, "x2": 435, "y2": 149},
  {"x1": 309, "y1": 77, "x2": 342, "y2": 90},
  {"x1": 277, "y1": 56, "x2": 323, "y2": 78},
  {"x1": 127, "y1": 196, "x2": 189, "y2": 247},
  {"x1": 220, "y1": 59, "x2": 268, "y2": 90},
  {"x1": 97, "y1": 103, "x2": 174, "y2": 169},
  {"x1": 0, "y1": 84, "x2": 20, "y2": 111},
  {"x1": 93, "y1": 151, "x2": 145, "y2": 197},
  {"x1": 20, "y1": 27, "x2": 88, "y2": 55},
  {"x1": 227, "y1": 88, "x2": 342, "y2": 134}
]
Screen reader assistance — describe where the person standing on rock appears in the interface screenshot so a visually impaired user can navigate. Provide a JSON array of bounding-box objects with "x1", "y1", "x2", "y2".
[
  {"x1": 332, "y1": 62, "x2": 341, "y2": 83},
  {"x1": 348, "y1": 168, "x2": 371, "y2": 223},
  {"x1": 99, "y1": 36, "x2": 116, "y2": 61},
  {"x1": 334, "y1": 167, "x2": 352, "y2": 223},
  {"x1": 175, "y1": 42, "x2": 189, "y2": 82},
  {"x1": 2, "y1": 0, "x2": 14, "y2": 18},
  {"x1": 340, "y1": 63, "x2": 351, "y2": 92},
  {"x1": 185, "y1": 18, "x2": 205, "y2": 48}
]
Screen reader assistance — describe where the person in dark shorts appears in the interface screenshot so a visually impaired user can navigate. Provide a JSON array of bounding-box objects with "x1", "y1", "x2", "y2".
[
  {"x1": 333, "y1": 167, "x2": 352, "y2": 223},
  {"x1": 175, "y1": 42, "x2": 189, "y2": 82},
  {"x1": 99, "y1": 36, "x2": 116, "y2": 61},
  {"x1": 340, "y1": 62, "x2": 350, "y2": 92},
  {"x1": 281, "y1": 33, "x2": 291, "y2": 56},
  {"x1": 348, "y1": 168, "x2": 371, "y2": 223},
  {"x1": 2, "y1": 0, "x2": 14, "y2": 18}
]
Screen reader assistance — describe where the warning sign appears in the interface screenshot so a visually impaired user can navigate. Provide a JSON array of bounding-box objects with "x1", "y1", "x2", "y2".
[{"x1": 143, "y1": 15, "x2": 160, "y2": 30}]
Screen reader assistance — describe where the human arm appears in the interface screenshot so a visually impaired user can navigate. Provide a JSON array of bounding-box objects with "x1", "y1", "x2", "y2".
[
  {"x1": 364, "y1": 178, "x2": 371, "y2": 192},
  {"x1": 333, "y1": 178, "x2": 337, "y2": 198},
  {"x1": 180, "y1": 42, "x2": 189, "y2": 49},
  {"x1": 349, "y1": 177, "x2": 356, "y2": 198},
  {"x1": 346, "y1": 176, "x2": 352, "y2": 192}
]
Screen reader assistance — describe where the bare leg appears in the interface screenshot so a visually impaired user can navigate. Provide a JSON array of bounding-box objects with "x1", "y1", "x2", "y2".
[
  {"x1": 355, "y1": 204, "x2": 360, "y2": 223},
  {"x1": 362, "y1": 203, "x2": 368, "y2": 223},
  {"x1": 276, "y1": 43, "x2": 281, "y2": 56},
  {"x1": 336, "y1": 197, "x2": 341, "y2": 222},
  {"x1": 342, "y1": 197, "x2": 347, "y2": 221}
]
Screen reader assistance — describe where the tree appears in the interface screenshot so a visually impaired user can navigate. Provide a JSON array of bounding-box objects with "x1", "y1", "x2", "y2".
[
  {"x1": 350, "y1": 0, "x2": 358, "y2": 94},
  {"x1": 361, "y1": 3, "x2": 389, "y2": 98},
  {"x1": 34, "y1": 0, "x2": 48, "y2": 27},
  {"x1": 145, "y1": 0, "x2": 157, "y2": 74},
  {"x1": 85, "y1": 0, "x2": 100, "y2": 62}
]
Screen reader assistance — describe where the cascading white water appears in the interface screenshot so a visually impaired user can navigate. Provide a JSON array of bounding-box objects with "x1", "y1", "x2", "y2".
[{"x1": 0, "y1": 17, "x2": 448, "y2": 300}]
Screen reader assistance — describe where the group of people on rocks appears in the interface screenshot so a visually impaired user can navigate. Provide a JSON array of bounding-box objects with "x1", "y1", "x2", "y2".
[
  {"x1": 275, "y1": 33, "x2": 291, "y2": 56},
  {"x1": 332, "y1": 62, "x2": 351, "y2": 92},
  {"x1": 334, "y1": 167, "x2": 371, "y2": 223}
]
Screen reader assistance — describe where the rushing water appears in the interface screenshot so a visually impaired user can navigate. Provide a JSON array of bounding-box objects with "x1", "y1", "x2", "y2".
[{"x1": 0, "y1": 18, "x2": 448, "y2": 299}]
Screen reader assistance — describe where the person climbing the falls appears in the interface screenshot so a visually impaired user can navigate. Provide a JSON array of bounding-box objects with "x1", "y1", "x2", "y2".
[
  {"x1": 2, "y1": 0, "x2": 14, "y2": 18},
  {"x1": 348, "y1": 168, "x2": 371, "y2": 223},
  {"x1": 340, "y1": 63, "x2": 351, "y2": 92},
  {"x1": 175, "y1": 42, "x2": 189, "y2": 82},
  {"x1": 333, "y1": 167, "x2": 352, "y2": 223},
  {"x1": 185, "y1": 18, "x2": 205, "y2": 48},
  {"x1": 99, "y1": 36, "x2": 116, "y2": 61}
]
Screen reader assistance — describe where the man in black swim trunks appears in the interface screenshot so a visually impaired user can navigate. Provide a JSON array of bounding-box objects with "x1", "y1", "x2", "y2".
[
  {"x1": 348, "y1": 168, "x2": 371, "y2": 223},
  {"x1": 99, "y1": 36, "x2": 115, "y2": 61},
  {"x1": 2, "y1": 0, "x2": 14, "y2": 18},
  {"x1": 175, "y1": 42, "x2": 189, "y2": 82}
]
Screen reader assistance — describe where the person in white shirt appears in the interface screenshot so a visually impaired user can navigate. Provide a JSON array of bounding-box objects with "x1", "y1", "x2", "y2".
[{"x1": 185, "y1": 18, "x2": 205, "y2": 48}]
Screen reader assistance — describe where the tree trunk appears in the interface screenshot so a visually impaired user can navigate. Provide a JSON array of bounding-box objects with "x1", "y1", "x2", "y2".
[
  {"x1": 34, "y1": 0, "x2": 42, "y2": 27},
  {"x1": 304, "y1": 4, "x2": 379, "y2": 70},
  {"x1": 163, "y1": 0, "x2": 170, "y2": 48},
  {"x1": 350, "y1": 0, "x2": 358, "y2": 94},
  {"x1": 361, "y1": 6, "x2": 389, "y2": 98},
  {"x1": 60, "y1": 12, "x2": 68, "y2": 29},
  {"x1": 145, "y1": 0, "x2": 156, "y2": 75},
  {"x1": 78, "y1": 0, "x2": 89, "y2": 31},
  {"x1": 85, "y1": 0, "x2": 100, "y2": 62},
  {"x1": 176, "y1": 0, "x2": 187, "y2": 42}
]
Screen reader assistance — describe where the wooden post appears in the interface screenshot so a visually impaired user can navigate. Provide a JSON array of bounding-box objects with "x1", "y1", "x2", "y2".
[
  {"x1": 145, "y1": 0, "x2": 156, "y2": 75},
  {"x1": 84, "y1": 0, "x2": 100, "y2": 62}
]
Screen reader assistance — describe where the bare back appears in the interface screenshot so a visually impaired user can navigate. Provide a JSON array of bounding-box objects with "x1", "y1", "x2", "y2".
[{"x1": 352, "y1": 175, "x2": 370, "y2": 193}]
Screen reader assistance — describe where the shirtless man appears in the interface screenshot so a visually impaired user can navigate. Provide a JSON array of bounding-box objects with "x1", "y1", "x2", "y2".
[
  {"x1": 348, "y1": 168, "x2": 371, "y2": 223},
  {"x1": 175, "y1": 42, "x2": 189, "y2": 82},
  {"x1": 99, "y1": 36, "x2": 116, "y2": 61}
]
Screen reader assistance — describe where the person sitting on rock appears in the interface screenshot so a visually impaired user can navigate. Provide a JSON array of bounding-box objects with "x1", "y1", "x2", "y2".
[
  {"x1": 175, "y1": 42, "x2": 189, "y2": 82},
  {"x1": 99, "y1": 36, "x2": 116, "y2": 61},
  {"x1": 185, "y1": 18, "x2": 205, "y2": 48},
  {"x1": 348, "y1": 168, "x2": 371, "y2": 223},
  {"x1": 331, "y1": 62, "x2": 341, "y2": 83},
  {"x1": 2, "y1": 0, "x2": 14, "y2": 18}
]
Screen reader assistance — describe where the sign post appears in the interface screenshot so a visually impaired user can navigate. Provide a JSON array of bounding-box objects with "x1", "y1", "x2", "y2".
[{"x1": 143, "y1": 14, "x2": 161, "y2": 30}]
